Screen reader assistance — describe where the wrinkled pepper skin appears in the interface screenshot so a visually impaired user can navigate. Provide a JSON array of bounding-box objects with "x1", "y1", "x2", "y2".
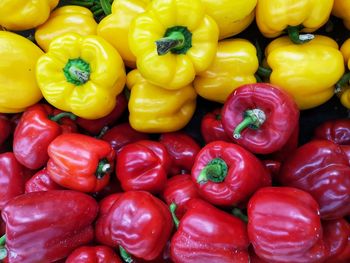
[
  {"x1": 332, "y1": 0, "x2": 350, "y2": 30},
  {"x1": 95, "y1": 191, "x2": 173, "y2": 261},
  {"x1": 0, "y1": 32, "x2": 44, "y2": 113},
  {"x1": 222, "y1": 83, "x2": 299, "y2": 155},
  {"x1": 1, "y1": 190, "x2": 98, "y2": 263},
  {"x1": 0, "y1": 153, "x2": 24, "y2": 210},
  {"x1": 256, "y1": 0, "x2": 333, "y2": 38},
  {"x1": 338, "y1": 39, "x2": 350, "y2": 109},
  {"x1": 47, "y1": 133, "x2": 115, "y2": 193},
  {"x1": 192, "y1": 141, "x2": 271, "y2": 206},
  {"x1": 116, "y1": 140, "x2": 171, "y2": 193},
  {"x1": 66, "y1": 246, "x2": 122, "y2": 263},
  {"x1": 159, "y1": 132, "x2": 201, "y2": 176},
  {"x1": 248, "y1": 187, "x2": 325, "y2": 263},
  {"x1": 36, "y1": 33, "x2": 126, "y2": 119},
  {"x1": 194, "y1": 39, "x2": 258, "y2": 103},
  {"x1": 0, "y1": 0, "x2": 59, "y2": 31},
  {"x1": 25, "y1": 168, "x2": 64, "y2": 193},
  {"x1": 171, "y1": 198, "x2": 250, "y2": 263},
  {"x1": 314, "y1": 119, "x2": 350, "y2": 145},
  {"x1": 13, "y1": 104, "x2": 76, "y2": 170},
  {"x1": 279, "y1": 140, "x2": 350, "y2": 220},
  {"x1": 35, "y1": 5, "x2": 97, "y2": 52},
  {"x1": 0, "y1": 115, "x2": 11, "y2": 147},
  {"x1": 264, "y1": 35, "x2": 345, "y2": 109},
  {"x1": 129, "y1": 0, "x2": 219, "y2": 89},
  {"x1": 201, "y1": 108, "x2": 232, "y2": 144},
  {"x1": 126, "y1": 70, "x2": 197, "y2": 133}
]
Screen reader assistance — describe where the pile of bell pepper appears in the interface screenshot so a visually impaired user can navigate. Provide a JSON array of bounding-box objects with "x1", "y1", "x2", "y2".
[{"x1": 0, "y1": 0, "x2": 350, "y2": 262}]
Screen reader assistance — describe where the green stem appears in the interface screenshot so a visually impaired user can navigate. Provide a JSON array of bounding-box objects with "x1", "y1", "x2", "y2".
[
  {"x1": 0, "y1": 235, "x2": 6, "y2": 260},
  {"x1": 257, "y1": 66, "x2": 272, "y2": 78},
  {"x1": 255, "y1": 74, "x2": 263, "y2": 83},
  {"x1": 255, "y1": 39, "x2": 263, "y2": 66},
  {"x1": 156, "y1": 31, "x2": 185, "y2": 55},
  {"x1": 197, "y1": 158, "x2": 228, "y2": 184},
  {"x1": 232, "y1": 208, "x2": 248, "y2": 223},
  {"x1": 335, "y1": 72, "x2": 350, "y2": 94},
  {"x1": 100, "y1": 0, "x2": 112, "y2": 15},
  {"x1": 63, "y1": 58, "x2": 90, "y2": 86},
  {"x1": 0, "y1": 235, "x2": 5, "y2": 246},
  {"x1": 170, "y1": 203, "x2": 180, "y2": 229},
  {"x1": 49, "y1": 112, "x2": 76, "y2": 123},
  {"x1": 119, "y1": 246, "x2": 133, "y2": 263},
  {"x1": 95, "y1": 159, "x2": 111, "y2": 179},
  {"x1": 233, "y1": 109, "x2": 266, "y2": 139},
  {"x1": 287, "y1": 26, "x2": 314, "y2": 44},
  {"x1": 96, "y1": 126, "x2": 109, "y2": 139}
]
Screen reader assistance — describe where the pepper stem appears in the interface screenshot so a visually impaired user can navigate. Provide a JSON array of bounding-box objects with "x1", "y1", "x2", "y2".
[
  {"x1": 170, "y1": 203, "x2": 180, "y2": 229},
  {"x1": 232, "y1": 208, "x2": 248, "y2": 223},
  {"x1": 197, "y1": 158, "x2": 228, "y2": 184},
  {"x1": 95, "y1": 159, "x2": 111, "y2": 179},
  {"x1": 119, "y1": 246, "x2": 134, "y2": 263},
  {"x1": 96, "y1": 126, "x2": 109, "y2": 139},
  {"x1": 63, "y1": 58, "x2": 90, "y2": 86},
  {"x1": 335, "y1": 72, "x2": 350, "y2": 94},
  {"x1": 100, "y1": 0, "x2": 112, "y2": 15},
  {"x1": 257, "y1": 66, "x2": 272, "y2": 78},
  {"x1": 156, "y1": 31, "x2": 185, "y2": 55},
  {"x1": 234, "y1": 109, "x2": 266, "y2": 139},
  {"x1": 0, "y1": 235, "x2": 6, "y2": 260},
  {"x1": 287, "y1": 26, "x2": 314, "y2": 44},
  {"x1": 49, "y1": 112, "x2": 77, "y2": 123}
]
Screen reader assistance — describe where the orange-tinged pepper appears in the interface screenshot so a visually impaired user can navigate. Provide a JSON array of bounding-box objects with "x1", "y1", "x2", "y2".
[
  {"x1": 337, "y1": 39, "x2": 350, "y2": 109},
  {"x1": 332, "y1": 0, "x2": 350, "y2": 30}
]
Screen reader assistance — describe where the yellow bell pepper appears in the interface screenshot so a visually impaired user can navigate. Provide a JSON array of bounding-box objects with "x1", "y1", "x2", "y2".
[
  {"x1": 194, "y1": 39, "x2": 258, "y2": 103},
  {"x1": 97, "y1": 0, "x2": 150, "y2": 68},
  {"x1": 259, "y1": 35, "x2": 344, "y2": 110},
  {"x1": 256, "y1": 0, "x2": 333, "y2": 43},
  {"x1": 129, "y1": 0, "x2": 219, "y2": 90},
  {"x1": 0, "y1": 0, "x2": 59, "y2": 31},
  {"x1": 0, "y1": 31, "x2": 44, "y2": 113},
  {"x1": 337, "y1": 39, "x2": 350, "y2": 109},
  {"x1": 332, "y1": 0, "x2": 350, "y2": 30},
  {"x1": 35, "y1": 6, "x2": 98, "y2": 52},
  {"x1": 126, "y1": 70, "x2": 197, "y2": 133},
  {"x1": 36, "y1": 33, "x2": 126, "y2": 119}
]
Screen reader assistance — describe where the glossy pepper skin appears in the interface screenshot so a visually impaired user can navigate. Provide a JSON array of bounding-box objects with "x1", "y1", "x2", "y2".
[
  {"x1": 0, "y1": 0, "x2": 58, "y2": 31},
  {"x1": 314, "y1": 119, "x2": 350, "y2": 145},
  {"x1": 126, "y1": 70, "x2": 197, "y2": 133},
  {"x1": 279, "y1": 140, "x2": 350, "y2": 220},
  {"x1": 13, "y1": 104, "x2": 76, "y2": 170},
  {"x1": 192, "y1": 141, "x2": 271, "y2": 206},
  {"x1": 201, "y1": 108, "x2": 232, "y2": 144},
  {"x1": 66, "y1": 246, "x2": 122, "y2": 263},
  {"x1": 332, "y1": 0, "x2": 350, "y2": 30},
  {"x1": 0, "y1": 190, "x2": 98, "y2": 263},
  {"x1": 95, "y1": 191, "x2": 173, "y2": 261},
  {"x1": 47, "y1": 133, "x2": 115, "y2": 193},
  {"x1": 248, "y1": 187, "x2": 325, "y2": 263},
  {"x1": 35, "y1": 5, "x2": 97, "y2": 52},
  {"x1": 0, "y1": 31, "x2": 44, "y2": 113},
  {"x1": 159, "y1": 132, "x2": 201, "y2": 176},
  {"x1": 25, "y1": 168, "x2": 64, "y2": 193},
  {"x1": 194, "y1": 39, "x2": 258, "y2": 103},
  {"x1": 337, "y1": 39, "x2": 350, "y2": 109},
  {"x1": 170, "y1": 198, "x2": 250, "y2": 262},
  {"x1": 262, "y1": 35, "x2": 345, "y2": 109},
  {"x1": 129, "y1": 0, "x2": 219, "y2": 89},
  {"x1": 0, "y1": 115, "x2": 11, "y2": 147},
  {"x1": 36, "y1": 33, "x2": 126, "y2": 120},
  {"x1": 222, "y1": 83, "x2": 299, "y2": 155},
  {"x1": 116, "y1": 140, "x2": 171, "y2": 193}
]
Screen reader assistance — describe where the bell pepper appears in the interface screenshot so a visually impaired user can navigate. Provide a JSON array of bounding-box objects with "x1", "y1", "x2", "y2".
[
  {"x1": 159, "y1": 132, "x2": 201, "y2": 176},
  {"x1": 66, "y1": 245, "x2": 122, "y2": 263},
  {"x1": 313, "y1": 119, "x2": 350, "y2": 145},
  {"x1": 256, "y1": 0, "x2": 333, "y2": 43},
  {"x1": 336, "y1": 39, "x2": 350, "y2": 109},
  {"x1": 248, "y1": 187, "x2": 326, "y2": 263},
  {"x1": 0, "y1": 152, "x2": 24, "y2": 210},
  {"x1": 36, "y1": 32, "x2": 126, "y2": 120},
  {"x1": 0, "y1": 115, "x2": 11, "y2": 147},
  {"x1": 126, "y1": 70, "x2": 197, "y2": 133},
  {"x1": 13, "y1": 104, "x2": 77, "y2": 170},
  {"x1": 194, "y1": 39, "x2": 259, "y2": 103},
  {"x1": 261, "y1": 160, "x2": 281, "y2": 182},
  {"x1": 95, "y1": 191, "x2": 173, "y2": 261},
  {"x1": 170, "y1": 198, "x2": 250, "y2": 262},
  {"x1": 192, "y1": 141, "x2": 271, "y2": 206},
  {"x1": 222, "y1": 83, "x2": 299, "y2": 154},
  {"x1": 0, "y1": 0, "x2": 59, "y2": 31},
  {"x1": 0, "y1": 190, "x2": 98, "y2": 263},
  {"x1": 279, "y1": 140, "x2": 350, "y2": 220},
  {"x1": 35, "y1": 5, "x2": 98, "y2": 52},
  {"x1": 259, "y1": 35, "x2": 345, "y2": 109},
  {"x1": 116, "y1": 140, "x2": 171, "y2": 193},
  {"x1": 25, "y1": 168, "x2": 64, "y2": 193},
  {"x1": 332, "y1": 0, "x2": 350, "y2": 30},
  {"x1": 47, "y1": 133, "x2": 115, "y2": 193},
  {"x1": 0, "y1": 31, "x2": 44, "y2": 113},
  {"x1": 201, "y1": 108, "x2": 232, "y2": 144},
  {"x1": 129, "y1": 0, "x2": 219, "y2": 89}
]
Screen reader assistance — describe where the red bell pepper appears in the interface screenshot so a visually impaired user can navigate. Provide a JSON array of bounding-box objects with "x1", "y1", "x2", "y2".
[
  {"x1": 0, "y1": 152, "x2": 24, "y2": 210},
  {"x1": 76, "y1": 93, "x2": 127, "y2": 135},
  {"x1": 170, "y1": 198, "x2": 250, "y2": 262},
  {"x1": 0, "y1": 115, "x2": 11, "y2": 147},
  {"x1": 192, "y1": 141, "x2": 271, "y2": 206},
  {"x1": 101, "y1": 123, "x2": 149, "y2": 154},
  {"x1": 314, "y1": 119, "x2": 350, "y2": 145},
  {"x1": 222, "y1": 83, "x2": 299, "y2": 154},
  {"x1": 279, "y1": 140, "x2": 350, "y2": 220},
  {"x1": 201, "y1": 108, "x2": 232, "y2": 144},
  {"x1": 0, "y1": 190, "x2": 98, "y2": 263},
  {"x1": 161, "y1": 174, "x2": 200, "y2": 219},
  {"x1": 159, "y1": 132, "x2": 201, "y2": 176},
  {"x1": 95, "y1": 191, "x2": 173, "y2": 261},
  {"x1": 248, "y1": 187, "x2": 326, "y2": 263},
  {"x1": 66, "y1": 245, "x2": 122, "y2": 263},
  {"x1": 261, "y1": 159, "x2": 281, "y2": 181},
  {"x1": 13, "y1": 104, "x2": 77, "y2": 170},
  {"x1": 47, "y1": 133, "x2": 115, "y2": 193},
  {"x1": 116, "y1": 140, "x2": 171, "y2": 193},
  {"x1": 25, "y1": 168, "x2": 64, "y2": 193}
]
